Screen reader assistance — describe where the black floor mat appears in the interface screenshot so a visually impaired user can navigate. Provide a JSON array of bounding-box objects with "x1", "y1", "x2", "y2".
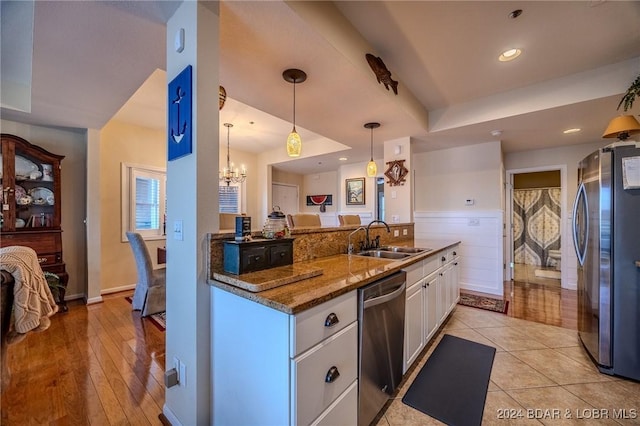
[{"x1": 402, "y1": 334, "x2": 496, "y2": 426}]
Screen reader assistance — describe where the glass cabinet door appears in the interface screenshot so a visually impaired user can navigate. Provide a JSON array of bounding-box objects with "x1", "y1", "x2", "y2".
[{"x1": 13, "y1": 146, "x2": 57, "y2": 229}]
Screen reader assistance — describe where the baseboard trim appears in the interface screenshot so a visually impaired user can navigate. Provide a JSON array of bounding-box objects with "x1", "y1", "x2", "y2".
[
  {"x1": 162, "y1": 404, "x2": 183, "y2": 426},
  {"x1": 86, "y1": 296, "x2": 103, "y2": 305},
  {"x1": 101, "y1": 283, "x2": 136, "y2": 295}
]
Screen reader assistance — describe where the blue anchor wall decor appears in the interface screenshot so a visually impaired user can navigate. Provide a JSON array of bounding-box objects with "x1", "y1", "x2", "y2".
[{"x1": 167, "y1": 65, "x2": 192, "y2": 161}]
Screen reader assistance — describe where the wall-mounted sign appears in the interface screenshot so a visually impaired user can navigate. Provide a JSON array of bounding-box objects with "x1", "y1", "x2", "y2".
[
  {"x1": 306, "y1": 195, "x2": 333, "y2": 206},
  {"x1": 384, "y1": 159, "x2": 408, "y2": 186},
  {"x1": 168, "y1": 65, "x2": 192, "y2": 161}
]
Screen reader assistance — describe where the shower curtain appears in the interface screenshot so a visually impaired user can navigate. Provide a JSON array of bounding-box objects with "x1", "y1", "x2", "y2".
[{"x1": 513, "y1": 188, "x2": 561, "y2": 267}]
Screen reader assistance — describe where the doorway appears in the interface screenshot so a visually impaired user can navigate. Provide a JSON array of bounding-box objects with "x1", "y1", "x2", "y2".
[
  {"x1": 506, "y1": 166, "x2": 568, "y2": 289},
  {"x1": 272, "y1": 182, "x2": 299, "y2": 217},
  {"x1": 376, "y1": 177, "x2": 385, "y2": 221}
]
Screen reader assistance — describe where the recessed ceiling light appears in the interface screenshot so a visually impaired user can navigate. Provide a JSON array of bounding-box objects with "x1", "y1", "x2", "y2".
[
  {"x1": 563, "y1": 128, "x2": 581, "y2": 134},
  {"x1": 499, "y1": 48, "x2": 522, "y2": 62},
  {"x1": 339, "y1": 157, "x2": 348, "y2": 161}
]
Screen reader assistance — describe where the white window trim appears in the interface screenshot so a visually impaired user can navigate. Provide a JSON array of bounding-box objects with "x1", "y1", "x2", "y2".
[{"x1": 121, "y1": 162, "x2": 167, "y2": 242}]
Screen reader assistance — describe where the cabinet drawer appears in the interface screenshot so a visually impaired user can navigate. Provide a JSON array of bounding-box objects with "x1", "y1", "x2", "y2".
[
  {"x1": 270, "y1": 244, "x2": 293, "y2": 267},
  {"x1": 0, "y1": 231, "x2": 61, "y2": 254},
  {"x1": 291, "y1": 290, "x2": 356, "y2": 357},
  {"x1": 423, "y1": 254, "x2": 439, "y2": 276},
  {"x1": 35, "y1": 253, "x2": 59, "y2": 266},
  {"x1": 310, "y1": 380, "x2": 357, "y2": 426},
  {"x1": 240, "y1": 246, "x2": 269, "y2": 271},
  {"x1": 403, "y1": 260, "x2": 423, "y2": 286},
  {"x1": 292, "y1": 322, "x2": 358, "y2": 426}
]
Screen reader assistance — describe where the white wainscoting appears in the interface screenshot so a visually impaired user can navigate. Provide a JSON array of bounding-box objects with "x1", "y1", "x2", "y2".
[{"x1": 414, "y1": 210, "x2": 504, "y2": 296}]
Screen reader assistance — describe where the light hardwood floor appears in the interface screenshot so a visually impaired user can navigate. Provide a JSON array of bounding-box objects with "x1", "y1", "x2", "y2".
[
  {"x1": 0, "y1": 281, "x2": 590, "y2": 424},
  {"x1": 1, "y1": 291, "x2": 165, "y2": 425}
]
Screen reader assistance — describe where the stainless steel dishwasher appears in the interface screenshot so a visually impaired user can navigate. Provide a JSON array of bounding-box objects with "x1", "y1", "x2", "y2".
[{"x1": 358, "y1": 271, "x2": 406, "y2": 426}]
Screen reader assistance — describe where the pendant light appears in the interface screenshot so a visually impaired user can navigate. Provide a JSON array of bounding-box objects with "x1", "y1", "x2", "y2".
[
  {"x1": 219, "y1": 123, "x2": 247, "y2": 186},
  {"x1": 283, "y1": 69, "x2": 307, "y2": 157},
  {"x1": 364, "y1": 122, "x2": 380, "y2": 177}
]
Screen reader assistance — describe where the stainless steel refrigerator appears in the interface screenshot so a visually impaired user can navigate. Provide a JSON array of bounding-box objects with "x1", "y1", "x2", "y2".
[{"x1": 573, "y1": 143, "x2": 640, "y2": 380}]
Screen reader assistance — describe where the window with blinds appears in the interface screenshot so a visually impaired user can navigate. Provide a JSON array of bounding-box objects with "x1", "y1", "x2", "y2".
[
  {"x1": 122, "y1": 163, "x2": 166, "y2": 241},
  {"x1": 135, "y1": 176, "x2": 160, "y2": 230},
  {"x1": 219, "y1": 184, "x2": 240, "y2": 213}
]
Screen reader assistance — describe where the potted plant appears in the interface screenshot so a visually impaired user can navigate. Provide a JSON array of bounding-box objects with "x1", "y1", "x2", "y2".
[
  {"x1": 44, "y1": 271, "x2": 64, "y2": 305},
  {"x1": 618, "y1": 74, "x2": 640, "y2": 112}
]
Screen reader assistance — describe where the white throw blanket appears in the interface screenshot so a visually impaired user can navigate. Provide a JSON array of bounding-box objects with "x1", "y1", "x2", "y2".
[{"x1": 0, "y1": 246, "x2": 59, "y2": 334}]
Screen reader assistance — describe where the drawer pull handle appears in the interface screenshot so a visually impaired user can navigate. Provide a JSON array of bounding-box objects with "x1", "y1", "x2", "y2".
[
  {"x1": 441, "y1": 256, "x2": 446, "y2": 262},
  {"x1": 324, "y1": 313, "x2": 339, "y2": 328},
  {"x1": 454, "y1": 262, "x2": 458, "y2": 266},
  {"x1": 453, "y1": 251, "x2": 457, "y2": 256},
  {"x1": 325, "y1": 366, "x2": 340, "y2": 383},
  {"x1": 38, "y1": 257, "x2": 47, "y2": 263}
]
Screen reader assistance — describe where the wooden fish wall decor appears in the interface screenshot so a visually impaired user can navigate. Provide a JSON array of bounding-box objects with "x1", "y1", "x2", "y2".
[{"x1": 366, "y1": 53, "x2": 398, "y2": 95}]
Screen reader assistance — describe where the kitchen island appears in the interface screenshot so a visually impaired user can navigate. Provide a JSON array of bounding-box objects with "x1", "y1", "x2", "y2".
[{"x1": 209, "y1": 234, "x2": 460, "y2": 425}]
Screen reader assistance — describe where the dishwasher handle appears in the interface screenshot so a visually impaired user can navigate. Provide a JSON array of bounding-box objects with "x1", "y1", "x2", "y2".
[{"x1": 363, "y1": 282, "x2": 406, "y2": 309}]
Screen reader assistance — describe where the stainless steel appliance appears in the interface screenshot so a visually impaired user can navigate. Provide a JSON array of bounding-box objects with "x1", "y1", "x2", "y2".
[
  {"x1": 573, "y1": 143, "x2": 640, "y2": 380},
  {"x1": 358, "y1": 271, "x2": 406, "y2": 426}
]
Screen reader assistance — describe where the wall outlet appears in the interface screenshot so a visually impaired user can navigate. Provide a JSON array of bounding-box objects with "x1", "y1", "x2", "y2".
[
  {"x1": 468, "y1": 218, "x2": 480, "y2": 226},
  {"x1": 393, "y1": 229, "x2": 399, "y2": 237},
  {"x1": 465, "y1": 199, "x2": 474, "y2": 206},
  {"x1": 174, "y1": 220, "x2": 183, "y2": 240},
  {"x1": 173, "y1": 356, "x2": 186, "y2": 387},
  {"x1": 173, "y1": 357, "x2": 181, "y2": 384},
  {"x1": 402, "y1": 228, "x2": 408, "y2": 236}
]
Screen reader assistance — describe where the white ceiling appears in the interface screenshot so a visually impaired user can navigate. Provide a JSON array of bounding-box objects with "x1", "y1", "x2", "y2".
[{"x1": 1, "y1": 1, "x2": 639, "y2": 175}]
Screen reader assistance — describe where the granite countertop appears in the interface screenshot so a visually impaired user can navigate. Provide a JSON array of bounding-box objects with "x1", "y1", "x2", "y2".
[{"x1": 208, "y1": 239, "x2": 460, "y2": 314}]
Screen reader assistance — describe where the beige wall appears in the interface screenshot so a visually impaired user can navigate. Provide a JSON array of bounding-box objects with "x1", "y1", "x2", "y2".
[
  {"x1": 272, "y1": 168, "x2": 303, "y2": 187},
  {"x1": 384, "y1": 137, "x2": 412, "y2": 223},
  {"x1": 219, "y1": 147, "x2": 259, "y2": 220},
  {"x1": 99, "y1": 119, "x2": 166, "y2": 293},
  {"x1": 301, "y1": 171, "x2": 338, "y2": 213},
  {"x1": 504, "y1": 140, "x2": 608, "y2": 205},
  {"x1": 1, "y1": 119, "x2": 88, "y2": 299},
  {"x1": 338, "y1": 161, "x2": 376, "y2": 215},
  {"x1": 413, "y1": 140, "x2": 503, "y2": 211}
]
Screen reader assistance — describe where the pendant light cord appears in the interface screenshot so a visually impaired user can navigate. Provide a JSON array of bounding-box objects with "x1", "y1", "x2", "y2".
[
  {"x1": 226, "y1": 124, "x2": 231, "y2": 168},
  {"x1": 370, "y1": 126, "x2": 374, "y2": 161},
  {"x1": 292, "y1": 79, "x2": 297, "y2": 131}
]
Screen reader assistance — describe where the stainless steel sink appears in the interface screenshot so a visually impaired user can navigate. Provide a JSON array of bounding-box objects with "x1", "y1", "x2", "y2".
[
  {"x1": 355, "y1": 250, "x2": 412, "y2": 260},
  {"x1": 379, "y1": 246, "x2": 431, "y2": 254}
]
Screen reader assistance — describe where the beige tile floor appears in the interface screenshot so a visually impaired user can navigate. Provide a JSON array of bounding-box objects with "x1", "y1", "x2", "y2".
[{"x1": 376, "y1": 305, "x2": 640, "y2": 425}]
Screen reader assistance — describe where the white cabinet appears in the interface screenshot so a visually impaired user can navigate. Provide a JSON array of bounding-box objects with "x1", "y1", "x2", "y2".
[
  {"x1": 404, "y1": 279, "x2": 424, "y2": 371},
  {"x1": 213, "y1": 288, "x2": 358, "y2": 425},
  {"x1": 403, "y1": 243, "x2": 460, "y2": 372},
  {"x1": 424, "y1": 272, "x2": 440, "y2": 342}
]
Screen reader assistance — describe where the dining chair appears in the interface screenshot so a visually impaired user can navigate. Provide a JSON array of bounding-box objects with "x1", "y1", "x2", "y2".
[
  {"x1": 126, "y1": 232, "x2": 166, "y2": 317},
  {"x1": 338, "y1": 214, "x2": 361, "y2": 226},
  {"x1": 289, "y1": 213, "x2": 322, "y2": 228}
]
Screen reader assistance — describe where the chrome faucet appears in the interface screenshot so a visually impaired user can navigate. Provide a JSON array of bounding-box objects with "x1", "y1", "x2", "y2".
[
  {"x1": 347, "y1": 226, "x2": 367, "y2": 254},
  {"x1": 365, "y1": 220, "x2": 391, "y2": 250}
]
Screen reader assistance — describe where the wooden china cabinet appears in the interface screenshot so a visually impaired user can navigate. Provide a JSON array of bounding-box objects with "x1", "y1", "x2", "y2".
[{"x1": 0, "y1": 134, "x2": 68, "y2": 311}]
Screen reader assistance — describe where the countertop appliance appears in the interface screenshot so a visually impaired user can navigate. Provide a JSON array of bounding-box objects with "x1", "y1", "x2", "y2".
[
  {"x1": 358, "y1": 271, "x2": 406, "y2": 426},
  {"x1": 573, "y1": 143, "x2": 640, "y2": 380}
]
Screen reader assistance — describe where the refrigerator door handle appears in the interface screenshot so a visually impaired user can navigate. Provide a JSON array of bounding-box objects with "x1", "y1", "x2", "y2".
[{"x1": 572, "y1": 182, "x2": 588, "y2": 266}]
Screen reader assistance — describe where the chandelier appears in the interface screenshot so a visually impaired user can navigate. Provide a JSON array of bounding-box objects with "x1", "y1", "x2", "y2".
[{"x1": 219, "y1": 123, "x2": 247, "y2": 186}]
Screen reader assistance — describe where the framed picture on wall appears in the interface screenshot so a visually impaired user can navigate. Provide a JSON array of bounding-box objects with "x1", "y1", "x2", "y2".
[{"x1": 346, "y1": 177, "x2": 365, "y2": 205}]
